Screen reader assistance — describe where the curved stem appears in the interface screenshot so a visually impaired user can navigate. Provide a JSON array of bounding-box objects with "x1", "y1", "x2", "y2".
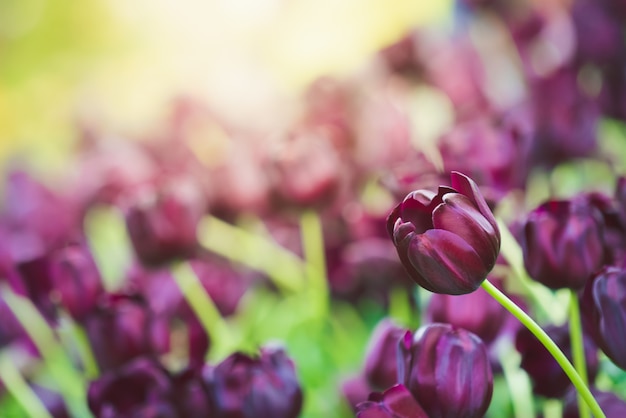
[
  {"x1": 569, "y1": 291, "x2": 590, "y2": 418},
  {"x1": 481, "y1": 280, "x2": 605, "y2": 418}
]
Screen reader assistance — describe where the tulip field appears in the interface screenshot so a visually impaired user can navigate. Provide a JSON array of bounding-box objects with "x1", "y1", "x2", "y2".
[{"x1": 1, "y1": 0, "x2": 626, "y2": 417}]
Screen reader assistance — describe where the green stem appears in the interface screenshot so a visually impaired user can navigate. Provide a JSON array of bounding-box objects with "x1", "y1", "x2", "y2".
[
  {"x1": 1, "y1": 287, "x2": 92, "y2": 418},
  {"x1": 569, "y1": 291, "x2": 590, "y2": 418},
  {"x1": 300, "y1": 211, "x2": 329, "y2": 318},
  {"x1": 0, "y1": 352, "x2": 53, "y2": 418},
  {"x1": 481, "y1": 280, "x2": 605, "y2": 418},
  {"x1": 496, "y1": 219, "x2": 568, "y2": 324},
  {"x1": 170, "y1": 261, "x2": 234, "y2": 361},
  {"x1": 543, "y1": 399, "x2": 563, "y2": 418}
]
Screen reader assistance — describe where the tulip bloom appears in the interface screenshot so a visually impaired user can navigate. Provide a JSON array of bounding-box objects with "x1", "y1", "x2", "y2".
[
  {"x1": 522, "y1": 198, "x2": 605, "y2": 289},
  {"x1": 580, "y1": 267, "x2": 626, "y2": 370},
  {"x1": 387, "y1": 171, "x2": 500, "y2": 295},
  {"x1": 398, "y1": 323, "x2": 493, "y2": 418},
  {"x1": 207, "y1": 346, "x2": 303, "y2": 418},
  {"x1": 356, "y1": 384, "x2": 428, "y2": 418},
  {"x1": 363, "y1": 319, "x2": 407, "y2": 390}
]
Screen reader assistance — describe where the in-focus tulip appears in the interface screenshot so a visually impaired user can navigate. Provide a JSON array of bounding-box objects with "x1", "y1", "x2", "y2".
[
  {"x1": 356, "y1": 384, "x2": 428, "y2": 418},
  {"x1": 387, "y1": 171, "x2": 500, "y2": 295},
  {"x1": 580, "y1": 266, "x2": 626, "y2": 370},
  {"x1": 515, "y1": 323, "x2": 599, "y2": 398},
  {"x1": 87, "y1": 358, "x2": 177, "y2": 418},
  {"x1": 522, "y1": 198, "x2": 606, "y2": 289},
  {"x1": 206, "y1": 346, "x2": 303, "y2": 418},
  {"x1": 363, "y1": 319, "x2": 407, "y2": 390},
  {"x1": 398, "y1": 323, "x2": 493, "y2": 418}
]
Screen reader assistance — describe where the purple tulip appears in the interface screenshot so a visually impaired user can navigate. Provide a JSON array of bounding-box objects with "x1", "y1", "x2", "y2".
[
  {"x1": 356, "y1": 384, "x2": 428, "y2": 418},
  {"x1": 82, "y1": 293, "x2": 170, "y2": 371},
  {"x1": 207, "y1": 346, "x2": 303, "y2": 418},
  {"x1": 522, "y1": 198, "x2": 606, "y2": 289},
  {"x1": 580, "y1": 266, "x2": 626, "y2": 370},
  {"x1": 515, "y1": 323, "x2": 599, "y2": 398},
  {"x1": 398, "y1": 323, "x2": 493, "y2": 418},
  {"x1": 87, "y1": 358, "x2": 177, "y2": 418},
  {"x1": 363, "y1": 319, "x2": 407, "y2": 390},
  {"x1": 124, "y1": 178, "x2": 206, "y2": 266},
  {"x1": 563, "y1": 387, "x2": 626, "y2": 418},
  {"x1": 426, "y1": 280, "x2": 507, "y2": 344},
  {"x1": 170, "y1": 366, "x2": 214, "y2": 418},
  {"x1": 341, "y1": 374, "x2": 374, "y2": 412},
  {"x1": 387, "y1": 171, "x2": 500, "y2": 295}
]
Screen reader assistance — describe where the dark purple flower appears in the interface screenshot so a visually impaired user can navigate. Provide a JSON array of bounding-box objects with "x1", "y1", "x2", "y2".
[
  {"x1": 363, "y1": 319, "x2": 407, "y2": 390},
  {"x1": 563, "y1": 387, "x2": 626, "y2": 418},
  {"x1": 580, "y1": 266, "x2": 626, "y2": 370},
  {"x1": 572, "y1": 0, "x2": 625, "y2": 66},
  {"x1": 530, "y1": 69, "x2": 599, "y2": 167},
  {"x1": 522, "y1": 198, "x2": 606, "y2": 289},
  {"x1": 82, "y1": 293, "x2": 169, "y2": 371},
  {"x1": 48, "y1": 242, "x2": 103, "y2": 320},
  {"x1": 398, "y1": 323, "x2": 493, "y2": 418},
  {"x1": 207, "y1": 346, "x2": 303, "y2": 418},
  {"x1": 356, "y1": 384, "x2": 428, "y2": 418},
  {"x1": 87, "y1": 358, "x2": 176, "y2": 418},
  {"x1": 124, "y1": 177, "x2": 206, "y2": 266},
  {"x1": 437, "y1": 115, "x2": 533, "y2": 199},
  {"x1": 170, "y1": 366, "x2": 214, "y2": 418},
  {"x1": 387, "y1": 171, "x2": 500, "y2": 295},
  {"x1": 426, "y1": 279, "x2": 507, "y2": 344},
  {"x1": 515, "y1": 323, "x2": 599, "y2": 398}
]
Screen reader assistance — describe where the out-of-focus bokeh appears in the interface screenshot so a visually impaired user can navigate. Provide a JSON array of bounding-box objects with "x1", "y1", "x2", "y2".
[{"x1": 0, "y1": 0, "x2": 450, "y2": 173}]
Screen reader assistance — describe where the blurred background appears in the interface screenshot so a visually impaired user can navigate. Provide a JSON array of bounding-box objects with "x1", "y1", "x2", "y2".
[{"x1": 0, "y1": 0, "x2": 450, "y2": 174}]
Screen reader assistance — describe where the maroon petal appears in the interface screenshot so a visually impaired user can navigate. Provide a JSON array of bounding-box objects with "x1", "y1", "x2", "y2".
[
  {"x1": 407, "y1": 229, "x2": 487, "y2": 294},
  {"x1": 450, "y1": 171, "x2": 499, "y2": 242},
  {"x1": 433, "y1": 193, "x2": 499, "y2": 270}
]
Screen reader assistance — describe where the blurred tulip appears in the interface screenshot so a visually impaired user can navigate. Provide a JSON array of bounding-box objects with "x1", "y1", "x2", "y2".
[
  {"x1": 522, "y1": 198, "x2": 606, "y2": 289},
  {"x1": 170, "y1": 366, "x2": 214, "y2": 418},
  {"x1": 356, "y1": 384, "x2": 428, "y2": 418},
  {"x1": 87, "y1": 358, "x2": 177, "y2": 418},
  {"x1": 563, "y1": 387, "x2": 626, "y2": 418},
  {"x1": 515, "y1": 323, "x2": 599, "y2": 398},
  {"x1": 580, "y1": 266, "x2": 626, "y2": 370},
  {"x1": 31, "y1": 384, "x2": 69, "y2": 418},
  {"x1": 207, "y1": 346, "x2": 303, "y2": 418},
  {"x1": 83, "y1": 293, "x2": 169, "y2": 371},
  {"x1": 387, "y1": 171, "x2": 500, "y2": 295},
  {"x1": 363, "y1": 319, "x2": 407, "y2": 390},
  {"x1": 398, "y1": 323, "x2": 493, "y2": 418},
  {"x1": 341, "y1": 374, "x2": 374, "y2": 412},
  {"x1": 426, "y1": 280, "x2": 507, "y2": 344},
  {"x1": 124, "y1": 177, "x2": 206, "y2": 266}
]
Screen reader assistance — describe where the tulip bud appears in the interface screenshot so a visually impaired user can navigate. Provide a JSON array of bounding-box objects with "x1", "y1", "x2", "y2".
[
  {"x1": 563, "y1": 387, "x2": 626, "y2": 418},
  {"x1": 87, "y1": 358, "x2": 177, "y2": 418},
  {"x1": 515, "y1": 323, "x2": 599, "y2": 398},
  {"x1": 522, "y1": 198, "x2": 606, "y2": 289},
  {"x1": 83, "y1": 293, "x2": 169, "y2": 371},
  {"x1": 398, "y1": 323, "x2": 493, "y2": 418},
  {"x1": 387, "y1": 171, "x2": 500, "y2": 295},
  {"x1": 48, "y1": 242, "x2": 103, "y2": 321},
  {"x1": 124, "y1": 178, "x2": 205, "y2": 266},
  {"x1": 363, "y1": 319, "x2": 407, "y2": 390},
  {"x1": 356, "y1": 384, "x2": 428, "y2": 418},
  {"x1": 580, "y1": 266, "x2": 626, "y2": 370},
  {"x1": 207, "y1": 346, "x2": 303, "y2": 418}
]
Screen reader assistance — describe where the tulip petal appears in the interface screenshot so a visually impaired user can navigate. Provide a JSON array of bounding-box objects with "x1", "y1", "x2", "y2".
[
  {"x1": 450, "y1": 171, "x2": 500, "y2": 243},
  {"x1": 407, "y1": 229, "x2": 487, "y2": 294},
  {"x1": 432, "y1": 193, "x2": 499, "y2": 271}
]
